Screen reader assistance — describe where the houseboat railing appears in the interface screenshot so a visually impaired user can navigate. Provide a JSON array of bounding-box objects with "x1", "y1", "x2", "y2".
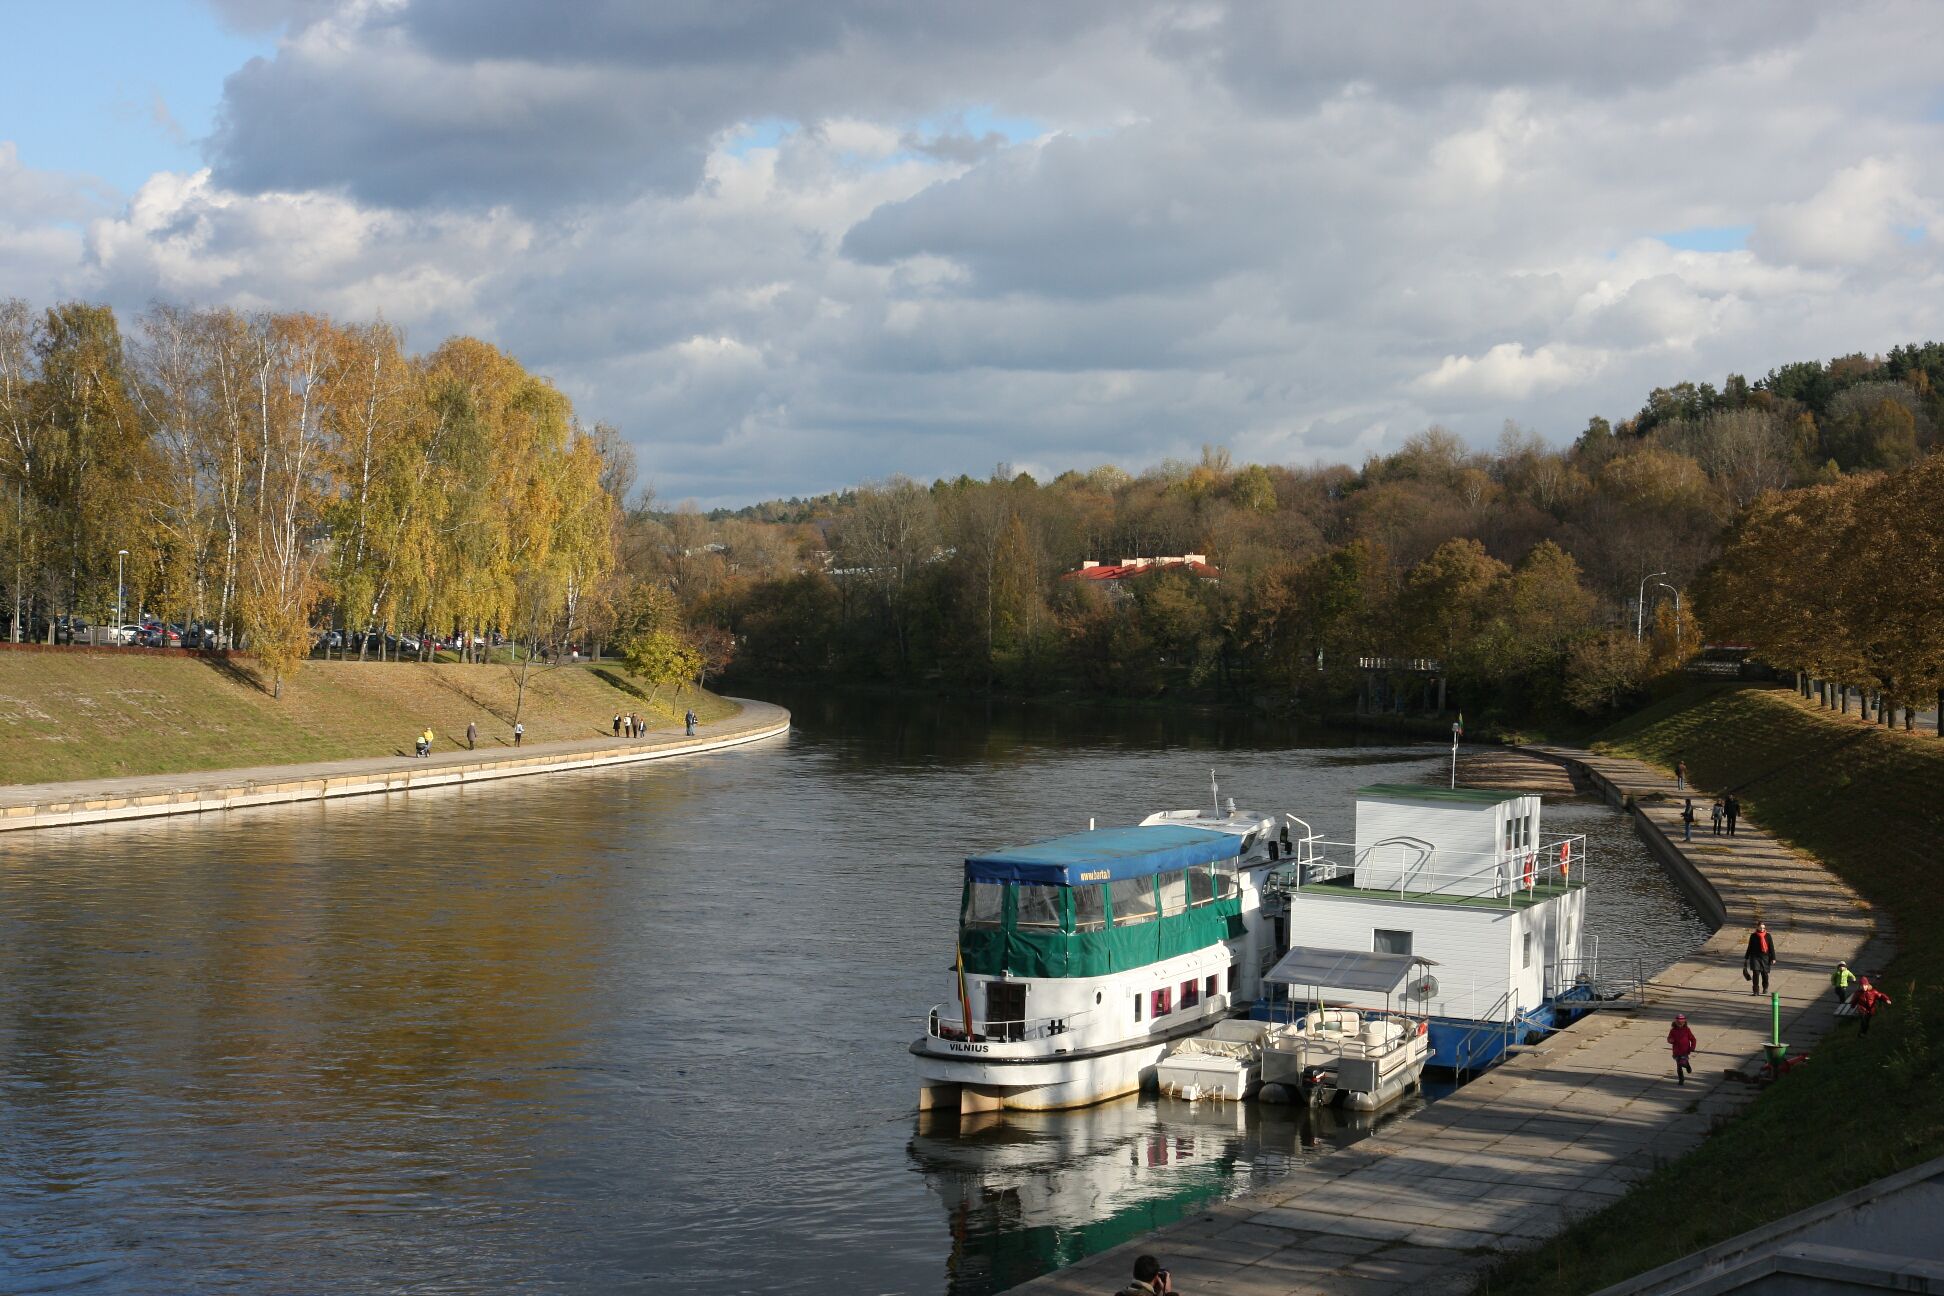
[
  {"x1": 1548, "y1": 955, "x2": 1647, "y2": 1010},
  {"x1": 924, "y1": 1003, "x2": 1100, "y2": 1044},
  {"x1": 1263, "y1": 833, "x2": 1588, "y2": 903}
]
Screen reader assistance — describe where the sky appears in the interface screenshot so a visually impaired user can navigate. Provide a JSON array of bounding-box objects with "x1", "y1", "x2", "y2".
[{"x1": 4, "y1": 2, "x2": 1943, "y2": 508}]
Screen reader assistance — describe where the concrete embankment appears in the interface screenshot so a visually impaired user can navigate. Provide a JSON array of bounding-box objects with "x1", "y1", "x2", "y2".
[
  {"x1": 0, "y1": 698, "x2": 789, "y2": 833},
  {"x1": 1005, "y1": 744, "x2": 1886, "y2": 1296}
]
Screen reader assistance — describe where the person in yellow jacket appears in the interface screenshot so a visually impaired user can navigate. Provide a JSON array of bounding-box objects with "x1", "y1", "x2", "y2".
[{"x1": 1831, "y1": 961, "x2": 1857, "y2": 1004}]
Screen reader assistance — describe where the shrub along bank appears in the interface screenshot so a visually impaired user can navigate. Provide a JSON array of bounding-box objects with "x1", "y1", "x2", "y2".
[
  {"x1": 1482, "y1": 683, "x2": 1944, "y2": 1294},
  {"x1": 0, "y1": 651, "x2": 738, "y2": 786}
]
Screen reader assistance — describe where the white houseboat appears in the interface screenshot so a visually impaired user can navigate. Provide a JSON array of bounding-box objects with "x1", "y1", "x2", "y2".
[
  {"x1": 912, "y1": 809, "x2": 1281, "y2": 1114},
  {"x1": 1268, "y1": 784, "x2": 1588, "y2": 1071}
]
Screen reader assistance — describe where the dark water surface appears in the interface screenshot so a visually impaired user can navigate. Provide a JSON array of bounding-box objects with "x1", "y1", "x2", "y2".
[{"x1": 0, "y1": 693, "x2": 1708, "y2": 1295}]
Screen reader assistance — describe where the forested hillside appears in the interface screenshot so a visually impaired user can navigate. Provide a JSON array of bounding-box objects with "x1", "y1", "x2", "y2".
[{"x1": 5, "y1": 293, "x2": 1940, "y2": 723}]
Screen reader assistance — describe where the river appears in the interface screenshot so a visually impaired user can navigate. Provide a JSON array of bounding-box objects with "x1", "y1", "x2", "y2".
[{"x1": 0, "y1": 691, "x2": 1709, "y2": 1294}]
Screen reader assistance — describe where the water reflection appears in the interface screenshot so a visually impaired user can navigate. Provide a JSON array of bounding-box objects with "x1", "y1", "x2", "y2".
[{"x1": 909, "y1": 1092, "x2": 1422, "y2": 1296}]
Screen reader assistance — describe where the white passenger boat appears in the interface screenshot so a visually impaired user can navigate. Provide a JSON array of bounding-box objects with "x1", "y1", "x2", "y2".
[
  {"x1": 912, "y1": 800, "x2": 1282, "y2": 1115},
  {"x1": 1260, "y1": 947, "x2": 1432, "y2": 1111},
  {"x1": 1153, "y1": 1018, "x2": 1271, "y2": 1101},
  {"x1": 1265, "y1": 784, "x2": 1591, "y2": 1073}
]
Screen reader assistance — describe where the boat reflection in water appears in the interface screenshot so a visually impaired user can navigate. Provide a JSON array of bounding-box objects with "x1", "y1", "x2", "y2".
[{"x1": 909, "y1": 1089, "x2": 1426, "y2": 1296}]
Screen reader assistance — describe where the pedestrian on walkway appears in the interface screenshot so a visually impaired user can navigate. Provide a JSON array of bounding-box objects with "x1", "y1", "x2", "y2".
[
  {"x1": 1676, "y1": 758, "x2": 1688, "y2": 791},
  {"x1": 414, "y1": 729, "x2": 429, "y2": 758},
  {"x1": 1118, "y1": 1255, "x2": 1179, "y2": 1296},
  {"x1": 1853, "y1": 978, "x2": 1891, "y2": 1035},
  {"x1": 1831, "y1": 960, "x2": 1856, "y2": 1004},
  {"x1": 466, "y1": 720, "x2": 477, "y2": 750},
  {"x1": 612, "y1": 713, "x2": 622, "y2": 736},
  {"x1": 513, "y1": 721, "x2": 524, "y2": 747},
  {"x1": 1725, "y1": 793, "x2": 1740, "y2": 836},
  {"x1": 1681, "y1": 798, "x2": 1696, "y2": 842},
  {"x1": 1667, "y1": 1013, "x2": 1697, "y2": 1084},
  {"x1": 1710, "y1": 798, "x2": 1724, "y2": 836},
  {"x1": 1744, "y1": 921, "x2": 1777, "y2": 995},
  {"x1": 685, "y1": 707, "x2": 697, "y2": 737}
]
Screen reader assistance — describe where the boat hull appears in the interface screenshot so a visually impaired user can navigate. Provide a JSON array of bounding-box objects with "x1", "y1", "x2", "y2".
[{"x1": 913, "y1": 1037, "x2": 1172, "y2": 1113}]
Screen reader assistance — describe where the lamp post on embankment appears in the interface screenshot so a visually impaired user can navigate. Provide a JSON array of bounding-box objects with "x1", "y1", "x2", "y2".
[
  {"x1": 116, "y1": 549, "x2": 128, "y2": 646},
  {"x1": 1636, "y1": 570, "x2": 1666, "y2": 641}
]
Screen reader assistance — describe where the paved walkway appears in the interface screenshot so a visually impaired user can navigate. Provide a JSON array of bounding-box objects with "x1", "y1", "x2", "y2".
[
  {"x1": 1006, "y1": 746, "x2": 1888, "y2": 1296},
  {"x1": 0, "y1": 698, "x2": 790, "y2": 832}
]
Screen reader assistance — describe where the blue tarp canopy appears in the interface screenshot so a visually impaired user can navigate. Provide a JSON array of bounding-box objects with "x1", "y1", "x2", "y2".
[{"x1": 965, "y1": 824, "x2": 1242, "y2": 886}]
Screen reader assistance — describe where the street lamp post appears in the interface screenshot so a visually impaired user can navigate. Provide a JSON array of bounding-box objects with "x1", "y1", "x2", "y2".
[
  {"x1": 117, "y1": 549, "x2": 128, "y2": 645},
  {"x1": 1636, "y1": 570, "x2": 1667, "y2": 641}
]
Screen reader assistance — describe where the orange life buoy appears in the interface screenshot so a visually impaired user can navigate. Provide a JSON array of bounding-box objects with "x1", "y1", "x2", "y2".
[
  {"x1": 1522, "y1": 852, "x2": 1536, "y2": 889},
  {"x1": 1558, "y1": 840, "x2": 1571, "y2": 881}
]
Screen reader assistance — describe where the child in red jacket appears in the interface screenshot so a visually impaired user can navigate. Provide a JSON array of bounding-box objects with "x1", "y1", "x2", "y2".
[{"x1": 1668, "y1": 1013, "x2": 1698, "y2": 1083}]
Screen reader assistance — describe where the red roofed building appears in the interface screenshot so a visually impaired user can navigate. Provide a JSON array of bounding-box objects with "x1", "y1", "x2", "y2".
[{"x1": 1061, "y1": 554, "x2": 1221, "y2": 584}]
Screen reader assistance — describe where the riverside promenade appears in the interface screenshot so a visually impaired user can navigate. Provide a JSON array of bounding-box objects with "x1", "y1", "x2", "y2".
[
  {"x1": 0, "y1": 698, "x2": 789, "y2": 832},
  {"x1": 1006, "y1": 745, "x2": 1887, "y2": 1296}
]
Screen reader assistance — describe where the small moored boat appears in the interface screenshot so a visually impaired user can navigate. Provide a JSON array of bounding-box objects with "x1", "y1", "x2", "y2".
[
  {"x1": 1261, "y1": 947, "x2": 1433, "y2": 1111},
  {"x1": 1153, "y1": 1019, "x2": 1271, "y2": 1101}
]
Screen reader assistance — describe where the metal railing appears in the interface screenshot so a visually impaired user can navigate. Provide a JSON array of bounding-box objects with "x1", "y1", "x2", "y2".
[
  {"x1": 1548, "y1": 955, "x2": 1648, "y2": 1010},
  {"x1": 1265, "y1": 832, "x2": 1588, "y2": 903},
  {"x1": 924, "y1": 1003, "x2": 1098, "y2": 1044}
]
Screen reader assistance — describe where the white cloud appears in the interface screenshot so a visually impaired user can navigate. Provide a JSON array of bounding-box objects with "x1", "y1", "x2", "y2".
[{"x1": 4, "y1": 1, "x2": 1942, "y2": 503}]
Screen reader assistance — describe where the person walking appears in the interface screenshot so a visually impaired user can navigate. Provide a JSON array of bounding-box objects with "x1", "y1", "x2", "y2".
[
  {"x1": 1853, "y1": 978, "x2": 1891, "y2": 1035},
  {"x1": 1667, "y1": 1013, "x2": 1698, "y2": 1084},
  {"x1": 1675, "y1": 758, "x2": 1688, "y2": 791},
  {"x1": 1831, "y1": 960, "x2": 1856, "y2": 1004},
  {"x1": 1744, "y1": 922, "x2": 1777, "y2": 995},
  {"x1": 1725, "y1": 793, "x2": 1741, "y2": 837},
  {"x1": 685, "y1": 707, "x2": 697, "y2": 737},
  {"x1": 467, "y1": 719, "x2": 477, "y2": 750},
  {"x1": 612, "y1": 713, "x2": 622, "y2": 737},
  {"x1": 1681, "y1": 798, "x2": 1696, "y2": 842},
  {"x1": 1118, "y1": 1255, "x2": 1179, "y2": 1296},
  {"x1": 1710, "y1": 798, "x2": 1724, "y2": 836},
  {"x1": 513, "y1": 721, "x2": 524, "y2": 747}
]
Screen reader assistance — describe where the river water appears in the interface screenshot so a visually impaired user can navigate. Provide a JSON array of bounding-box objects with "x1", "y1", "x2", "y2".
[{"x1": 0, "y1": 692, "x2": 1708, "y2": 1295}]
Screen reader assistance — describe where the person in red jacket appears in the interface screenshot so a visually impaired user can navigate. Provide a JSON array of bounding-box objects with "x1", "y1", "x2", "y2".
[
  {"x1": 1743, "y1": 922, "x2": 1778, "y2": 995},
  {"x1": 1667, "y1": 1013, "x2": 1698, "y2": 1083},
  {"x1": 1853, "y1": 978, "x2": 1892, "y2": 1036}
]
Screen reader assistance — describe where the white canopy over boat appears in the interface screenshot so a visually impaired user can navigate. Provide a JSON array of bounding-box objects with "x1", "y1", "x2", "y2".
[{"x1": 1263, "y1": 946, "x2": 1437, "y2": 995}]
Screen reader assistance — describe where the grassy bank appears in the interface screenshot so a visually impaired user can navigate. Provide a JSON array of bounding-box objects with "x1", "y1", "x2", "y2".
[
  {"x1": 1483, "y1": 684, "x2": 1944, "y2": 1294},
  {"x1": 0, "y1": 651, "x2": 740, "y2": 786}
]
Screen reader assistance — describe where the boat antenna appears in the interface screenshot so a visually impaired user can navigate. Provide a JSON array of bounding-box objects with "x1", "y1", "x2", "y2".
[{"x1": 1210, "y1": 769, "x2": 1220, "y2": 817}]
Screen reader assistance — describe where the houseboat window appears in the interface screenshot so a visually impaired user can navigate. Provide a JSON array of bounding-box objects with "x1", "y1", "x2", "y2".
[
  {"x1": 1073, "y1": 884, "x2": 1107, "y2": 931},
  {"x1": 1180, "y1": 979, "x2": 1200, "y2": 1008},
  {"x1": 1015, "y1": 883, "x2": 1063, "y2": 929},
  {"x1": 1158, "y1": 870, "x2": 1189, "y2": 915},
  {"x1": 1188, "y1": 865, "x2": 1215, "y2": 906},
  {"x1": 1523, "y1": 932, "x2": 1533, "y2": 968},
  {"x1": 1111, "y1": 876, "x2": 1157, "y2": 926},
  {"x1": 1133, "y1": 994, "x2": 1143, "y2": 1022},
  {"x1": 1373, "y1": 928, "x2": 1413, "y2": 956},
  {"x1": 1151, "y1": 987, "x2": 1173, "y2": 1017},
  {"x1": 1212, "y1": 861, "x2": 1238, "y2": 899},
  {"x1": 963, "y1": 882, "x2": 1006, "y2": 928},
  {"x1": 1205, "y1": 973, "x2": 1219, "y2": 999}
]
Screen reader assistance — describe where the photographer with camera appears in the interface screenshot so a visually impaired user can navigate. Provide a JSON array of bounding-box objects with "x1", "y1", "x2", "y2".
[{"x1": 1118, "y1": 1254, "x2": 1179, "y2": 1295}]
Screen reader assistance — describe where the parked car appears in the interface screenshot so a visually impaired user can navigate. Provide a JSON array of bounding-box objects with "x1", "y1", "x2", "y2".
[
  {"x1": 51, "y1": 615, "x2": 90, "y2": 644},
  {"x1": 112, "y1": 624, "x2": 142, "y2": 645},
  {"x1": 315, "y1": 629, "x2": 344, "y2": 652}
]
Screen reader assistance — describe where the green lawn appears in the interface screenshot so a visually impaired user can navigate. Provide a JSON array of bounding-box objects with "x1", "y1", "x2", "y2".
[
  {"x1": 0, "y1": 651, "x2": 742, "y2": 785},
  {"x1": 1480, "y1": 684, "x2": 1944, "y2": 1294}
]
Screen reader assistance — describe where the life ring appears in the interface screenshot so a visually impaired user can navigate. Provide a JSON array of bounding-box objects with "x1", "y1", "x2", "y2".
[
  {"x1": 1522, "y1": 852, "x2": 1536, "y2": 890},
  {"x1": 1558, "y1": 840, "x2": 1571, "y2": 881}
]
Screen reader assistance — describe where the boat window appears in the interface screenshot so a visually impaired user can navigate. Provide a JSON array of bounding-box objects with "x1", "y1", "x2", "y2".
[
  {"x1": 1523, "y1": 932, "x2": 1533, "y2": 969},
  {"x1": 1016, "y1": 883, "x2": 1063, "y2": 930},
  {"x1": 1180, "y1": 979, "x2": 1200, "y2": 1008},
  {"x1": 1158, "y1": 870, "x2": 1189, "y2": 915},
  {"x1": 1111, "y1": 876, "x2": 1157, "y2": 926},
  {"x1": 1373, "y1": 928, "x2": 1413, "y2": 956},
  {"x1": 1073, "y1": 883, "x2": 1107, "y2": 932},
  {"x1": 963, "y1": 882, "x2": 1006, "y2": 929},
  {"x1": 1205, "y1": 973, "x2": 1219, "y2": 999},
  {"x1": 1151, "y1": 987, "x2": 1173, "y2": 1017},
  {"x1": 1188, "y1": 865, "x2": 1215, "y2": 906},
  {"x1": 1211, "y1": 861, "x2": 1238, "y2": 899}
]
